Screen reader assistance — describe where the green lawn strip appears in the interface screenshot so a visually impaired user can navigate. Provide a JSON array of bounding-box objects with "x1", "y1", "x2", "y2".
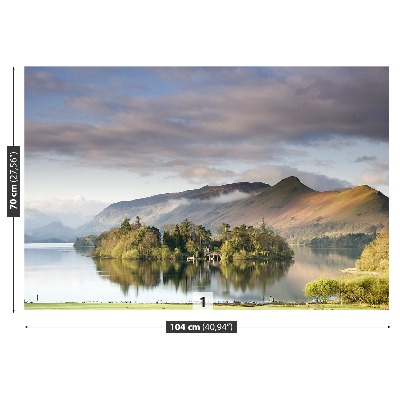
[
  {"x1": 24, "y1": 303, "x2": 192, "y2": 310},
  {"x1": 24, "y1": 302, "x2": 384, "y2": 310}
]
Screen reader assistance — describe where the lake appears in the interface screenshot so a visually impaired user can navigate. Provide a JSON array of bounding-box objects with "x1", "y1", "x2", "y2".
[{"x1": 24, "y1": 243, "x2": 362, "y2": 303}]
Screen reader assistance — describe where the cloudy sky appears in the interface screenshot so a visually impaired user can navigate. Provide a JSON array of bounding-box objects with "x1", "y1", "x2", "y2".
[{"x1": 25, "y1": 66, "x2": 389, "y2": 220}]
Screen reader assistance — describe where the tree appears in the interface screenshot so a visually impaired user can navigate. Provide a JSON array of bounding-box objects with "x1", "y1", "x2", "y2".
[
  {"x1": 355, "y1": 231, "x2": 389, "y2": 272},
  {"x1": 304, "y1": 277, "x2": 339, "y2": 303},
  {"x1": 179, "y1": 219, "x2": 194, "y2": 243},
  {"x1": 118, "y1": 218, "x2": 132, "y2": 235},
  {"x1": 171, "y1": 224, "x2": 184, "y2": 252},
  {"x1": 217, "y1": 223, "x2": 231, "y2": 241},
  {"x1": 138, "y1": 228, "x2": 160, "y2": 257},
  {"x1": 260, "y1": 217, "x2": 268, "y2": 233},
  {"x1": 195, "y1": 224, "x2": 212, "y2": 252},
  {"x1": 186, "y1": 239, "x2": 198, "y2": 255},
  {"x1": 162, "y1": 230, "x2": 175, "y2": 250}
]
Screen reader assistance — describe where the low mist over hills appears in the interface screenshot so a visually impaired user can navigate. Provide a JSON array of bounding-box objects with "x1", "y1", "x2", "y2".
[
  {"x1": 25, "y1": 209, "x2": 59, "y2": 231},
  {"x1": 26, "y1": 177, "x2": 389, "y2": 243},
  {"x1": 75, "y1": 181, "x2": 269, "y2": 236},
  {"x1": 25, "y1": 221, "x2": 76, "y2": 243}
]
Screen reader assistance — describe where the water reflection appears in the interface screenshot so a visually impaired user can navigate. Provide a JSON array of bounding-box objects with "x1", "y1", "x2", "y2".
[
  {"x1": 218, "y1": 260, "x2": 292, "y2": 295},
  {"x1": 25, "y1": 244, "x2": 362, "y2": 302},
  {"x1": 93, "y1": 258, "x2": 161, "y2": 295},
  {"x1": 92, "y1": 256, "x2": 292, "y2": 300},
  {"x1": 75, "y1": 246, "x2": 95, "y2": 257},
  {"x1": 301, "y1": 246, "x2": 362, "y2": 268}
]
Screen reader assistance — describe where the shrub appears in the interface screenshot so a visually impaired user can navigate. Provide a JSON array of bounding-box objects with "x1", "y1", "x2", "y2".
[
  {"x1": 122, "y1": 249, "x2": 139, "y2": 259},
  {"x1": 304, "y1": 277, "x2": 339, "y2": 303},
  {"x1": 111, "y1": 242, "x2": 125, "y2": 258},
  {"x1": 340, "y1": 275, "x2": 389, "y2": 305}
]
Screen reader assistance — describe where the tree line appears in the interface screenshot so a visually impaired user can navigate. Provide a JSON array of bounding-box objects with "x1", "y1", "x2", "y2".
[
  {"x1": 307, "y1": 233, "x2": 375, "y2": 248},
  {"x1": 92, "y1": 217, "x2": 294, "y2": 261}
]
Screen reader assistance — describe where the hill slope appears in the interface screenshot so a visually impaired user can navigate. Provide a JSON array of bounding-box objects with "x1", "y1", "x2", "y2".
[
  {"x1": 75, "y1": 182, "x2": 269, "y2": 236},
  {"x1": 75, "y1": 177, "x2": 388, "y2": 242}
]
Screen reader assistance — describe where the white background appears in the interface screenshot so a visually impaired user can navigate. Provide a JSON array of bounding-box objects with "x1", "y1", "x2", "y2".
[{"x1": 1, "y1": 1, "x2": 398, "y2": 399}]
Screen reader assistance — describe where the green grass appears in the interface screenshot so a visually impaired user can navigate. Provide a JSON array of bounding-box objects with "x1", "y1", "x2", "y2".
[{"x1": 24, "y1": 302, "x2": 386, "y2": 310}]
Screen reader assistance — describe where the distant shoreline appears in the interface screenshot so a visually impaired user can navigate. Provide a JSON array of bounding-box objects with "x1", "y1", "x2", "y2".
[{"x1": 340, "y1": 267, "x2": 379, "y2": 275}]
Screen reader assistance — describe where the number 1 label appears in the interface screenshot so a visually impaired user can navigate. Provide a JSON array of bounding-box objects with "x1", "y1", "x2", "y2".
[{"x1": 192, "y1": 292, "x2": 213, "y2": 310}]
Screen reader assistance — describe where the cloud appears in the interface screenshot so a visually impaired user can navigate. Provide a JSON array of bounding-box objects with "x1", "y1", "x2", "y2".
[
  {"x1": 360, "y1": 171, "x2": 388, "y2": 186},
  {"x1": 154, "y1": 198, "x2": 191, "y2": 217},
  {"x1": 25, "y1": 195, "x2": 109, "y2": 218},
  {"x1": 240, "y1": 164, "x2": 353, "y2": 191},
  {"x1": 148, "y1": 191, "x2": 252, "y2": 220},
  {"x1": 356, "y1": 156, "x2": 377, "y2": 163},
  {"x1": 25, "y1": 67, "x2": 388, "y2": 156},
  {"x1": 178, "y1": 166, "x2": 236, "y2": 183},
  {"x1": 64, "y1": 96, "x2": 130, "y2": 115},
  {"x1": 356, "y1": 158, "x2": 389, "y2": 190},
  {"x1": 25, "y1": 70, "x2": 76, "y2": 93},
  {"x1": 207, "y1": 190, "x2": 251, "y2": 204},
  {"x1": 24, "y1": 67, "x2": 388, "y2": 192}
]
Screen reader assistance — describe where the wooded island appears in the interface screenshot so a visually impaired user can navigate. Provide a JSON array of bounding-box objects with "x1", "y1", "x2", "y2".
[{"x1": 90, "y1": 217, "x2": 294, "y2": 261}]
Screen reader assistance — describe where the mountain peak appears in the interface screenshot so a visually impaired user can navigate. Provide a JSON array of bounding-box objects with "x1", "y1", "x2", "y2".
[
  {"x1": 278, "y1": 176, "x2": 301, "y2": 184},
  {"x1": 273, "y1": 176, "x2": 313, "y2": 192}
]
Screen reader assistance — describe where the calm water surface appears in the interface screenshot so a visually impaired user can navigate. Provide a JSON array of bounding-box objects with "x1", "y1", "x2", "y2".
[{"x1": 24, "y1": 243, "x2": 362, "y2": 303}]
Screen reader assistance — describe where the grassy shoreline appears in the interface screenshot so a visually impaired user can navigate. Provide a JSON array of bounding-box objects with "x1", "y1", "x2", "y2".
[{"x1": 24, "y1": 302, "x2": 386, "y2": 310}]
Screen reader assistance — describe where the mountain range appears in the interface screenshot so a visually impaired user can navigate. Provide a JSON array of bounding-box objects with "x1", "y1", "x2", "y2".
[{"x1": 25, "y1": 176, "x2": 389, "y2": 243}]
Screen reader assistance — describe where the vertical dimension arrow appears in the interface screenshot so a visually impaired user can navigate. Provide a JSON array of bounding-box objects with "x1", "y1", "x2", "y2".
[{"x1": 7, "y1": 67, "x2": 20, "y2": 313}]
